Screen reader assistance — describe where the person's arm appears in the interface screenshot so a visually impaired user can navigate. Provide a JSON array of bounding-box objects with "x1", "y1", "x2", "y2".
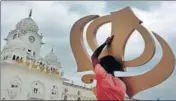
[
  {"x1": 91, "y1": 35, "x2": 114, "y2": 68},
  {"x1": 91, "y1": 42, "x2": 106, "y2": 67}
]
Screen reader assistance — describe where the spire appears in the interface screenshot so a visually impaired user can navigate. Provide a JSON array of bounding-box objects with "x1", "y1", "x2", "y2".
[
  {"x1": 157, "y1": 97, "x2": 160, "y2": 101},
  {"x1": 51, "y1": 48, "x2": 54, "y2": 53},
  {"x1": 51, "y1": 45, "x2": 54, "y2": 53},
  {"x1": 29, "y1": 9, "x2": 32, "y2": 18}
]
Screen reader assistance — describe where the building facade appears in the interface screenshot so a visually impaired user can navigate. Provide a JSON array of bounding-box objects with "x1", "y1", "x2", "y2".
[{"x1": 0, "y1": 11, "x2": 96, "y2": 100}]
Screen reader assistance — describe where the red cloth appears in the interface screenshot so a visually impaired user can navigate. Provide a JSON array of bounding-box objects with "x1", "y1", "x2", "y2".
[{"x1": 94, "y1": 64, "x2": 126, "y2": 100}]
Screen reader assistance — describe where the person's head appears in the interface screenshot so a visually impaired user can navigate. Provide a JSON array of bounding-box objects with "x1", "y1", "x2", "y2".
[{"x1": 100, "y1": 55, "x2": 124, "y2": 76}]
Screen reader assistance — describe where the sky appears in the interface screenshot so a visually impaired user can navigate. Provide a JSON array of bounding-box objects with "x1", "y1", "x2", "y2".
[{"x1": 1, "y1": 1, "x2": 176, "y2": 100}]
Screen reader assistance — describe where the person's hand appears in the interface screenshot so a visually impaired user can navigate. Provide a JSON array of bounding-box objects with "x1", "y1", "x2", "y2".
[{"x1": 105, "y1": 35, "x2": 114, "y2": 46}]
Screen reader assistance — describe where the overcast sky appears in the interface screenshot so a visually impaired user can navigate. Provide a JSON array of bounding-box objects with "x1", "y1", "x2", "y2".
[{"x1": 1, "y1": 1, "x2": 176, "y2": 100}]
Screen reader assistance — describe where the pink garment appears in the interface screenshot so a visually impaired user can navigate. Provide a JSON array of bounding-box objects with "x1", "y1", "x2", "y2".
[{"x1": 94, "y1": 64, "x2": 126, "y2": 100}]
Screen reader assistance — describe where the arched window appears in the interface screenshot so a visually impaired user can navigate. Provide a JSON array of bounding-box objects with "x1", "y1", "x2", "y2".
[
  {"x1": 2, "y1": 97, "x2": 6, "y2": 100},
  {"x1": 13, "y1": 34, "x2": 17, "y2": 39},
  {"x1": 51, "y1": 85, "x2": 58, "y2": 95},
  {"x1": 12, "y1": 55, "x2": 16, "y2": 60},
  {"x1": 77, "y1": 97, "x2": 81, "y2": 101},
  {"x1": 77, "y1": 91, "x2": 80, "y2": 95},
  {"x1": 77, "y1": 91, "x2": 81, "y2": 101},
  {"x1": 20, "y1": 57, "x2": 23, "y2": 63},
  {"x1": 16, "y1": 56, "x2": 19, "y2": 60},
  {"x1": 33, "y1": 82, "x2": 38, "y2": 93},
  {"x1": 51, "y1": 91, "x2": 55, "y2": 95},
  {"x1": 34, "y1": 88, "x2": 38, "y2": 93},
  {"x1": 64, "y1": 95, "x2": 67, "y2": 101},
  {"x1": 31, "y1": 81, "x2": 45, "y2": 98},
  {"x1": 11, "y1": 84, "x2": 18, "y2": 88},
  {"x1": 50, "y1": 85, "x2": 58, "y2": 100},
  {"x1": 8, "y1": 76, "x2": 22, "y2": 99}
]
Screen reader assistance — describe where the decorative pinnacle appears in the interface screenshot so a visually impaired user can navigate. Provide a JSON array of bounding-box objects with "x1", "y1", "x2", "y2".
[
  {"x1": 51, "y1": 48, "x2": 54, "y2": 53},
  {"x1": 29, "y1": 9, "x2": 32, "y2": 18}
]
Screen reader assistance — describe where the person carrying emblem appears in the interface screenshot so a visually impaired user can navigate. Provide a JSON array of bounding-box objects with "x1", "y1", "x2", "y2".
[{"x1": 91, "y1": 35, "x2": 126, "y2": 100}]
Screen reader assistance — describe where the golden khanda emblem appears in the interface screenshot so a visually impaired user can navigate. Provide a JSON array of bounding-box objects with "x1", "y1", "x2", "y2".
[{"x1": 70, "y1": 7, "x2": 175, "y2": 98}]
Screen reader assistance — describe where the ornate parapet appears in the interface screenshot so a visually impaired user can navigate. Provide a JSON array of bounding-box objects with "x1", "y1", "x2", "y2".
[
  {"x1": 63, "y1": 82, "x2": 92, "y2": 91},
  {"x1": 27, "y1": 92, "x2": 43, "y2": 100}
]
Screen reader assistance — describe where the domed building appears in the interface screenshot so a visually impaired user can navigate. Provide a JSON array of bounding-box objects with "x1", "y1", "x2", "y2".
[
  {"x1": 16, "y1": 18, "x2": 39, "y2": 33},
  {"x1": 1, "y1": 10, "x2": 96, "y2": 100},
  {"x1": 45, "y1": 48, "x2": 59, "y2": 65}
]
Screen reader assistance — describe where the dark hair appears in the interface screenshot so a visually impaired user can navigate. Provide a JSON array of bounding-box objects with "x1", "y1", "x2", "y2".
[{"x1": 100, "y1": 55, "x2": 124, "y2": 76}]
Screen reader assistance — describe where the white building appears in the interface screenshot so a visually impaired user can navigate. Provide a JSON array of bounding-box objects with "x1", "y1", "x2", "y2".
[{"x1": 0, "y1": 10, "x2": 96, "y2": 100}]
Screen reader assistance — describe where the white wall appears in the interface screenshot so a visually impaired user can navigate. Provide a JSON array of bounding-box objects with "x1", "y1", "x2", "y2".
[
  {"x1": 1, "y1": 63, "x2": 64, "y2": 100},
  {"x1": 1, "y1": 63, "x2": 96, "y2": 100}
]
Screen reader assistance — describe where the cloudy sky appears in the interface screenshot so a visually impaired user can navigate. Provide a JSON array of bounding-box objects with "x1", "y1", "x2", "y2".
[{"x1": 1, "y1": 1, "x2": 176, "y2": 100}]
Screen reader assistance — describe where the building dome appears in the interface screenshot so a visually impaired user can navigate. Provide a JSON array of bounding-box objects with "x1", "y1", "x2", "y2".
[
  {"x1": 45, "y1": 48, "x2": 58, "y2": 64},
  {"x1": 45, "y1": 52, "x2": 58, "y2": 64},
  {"x1": 16, "y1": 17, "x2": 39, "y2": 33}
]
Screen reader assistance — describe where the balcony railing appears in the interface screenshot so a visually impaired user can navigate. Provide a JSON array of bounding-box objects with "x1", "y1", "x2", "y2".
[{"x1": 28, "y1": 92, "x2": 44, "y2": 100}]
